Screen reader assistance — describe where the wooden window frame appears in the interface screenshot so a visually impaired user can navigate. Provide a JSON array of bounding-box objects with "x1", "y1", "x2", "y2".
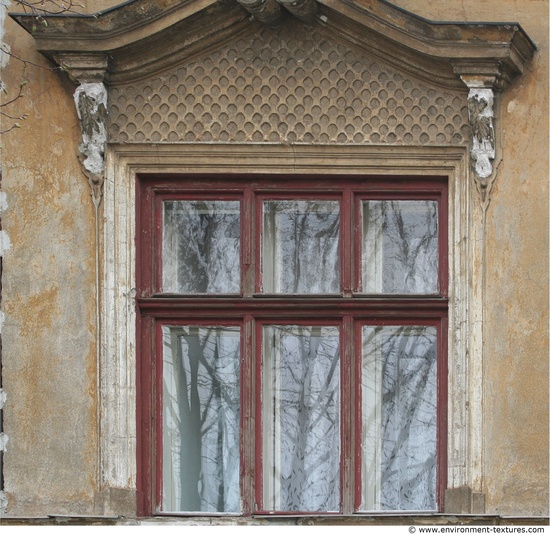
[{"x1": 136, "y1": 173, "x2": 448, "y2": 517}]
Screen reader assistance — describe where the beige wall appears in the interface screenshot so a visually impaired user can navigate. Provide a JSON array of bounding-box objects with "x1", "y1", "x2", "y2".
[
  {"x1": 0, "y1": 0, "x2": 548, "y2": 518},
  {"x1": 1, "y1": 5, "x2": 98, "y2": 515},
  {"x1": 396, "y1": 0, "x2": 550, "y2": 516}
]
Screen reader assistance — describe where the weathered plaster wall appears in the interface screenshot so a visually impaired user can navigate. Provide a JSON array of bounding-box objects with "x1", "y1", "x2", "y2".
[
  {"x1": 395, "y1": 0, "x2": 549, "y2": 517},
  {"x1": 0, "y1": 0, "x2": 547, "y2": 519},
  {"x1": 0, "y1": 6, "x2": 98, "y2": 515}
]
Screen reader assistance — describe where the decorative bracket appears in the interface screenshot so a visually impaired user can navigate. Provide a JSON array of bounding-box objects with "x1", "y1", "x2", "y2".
[
  {"x1": 467, "y1": 86, "x2": 496, "y2": 195},
  {"x1": 55, "y1": 53, "x2": 109, "y2": 208},
  {"x1": 236, "y1": 0, "x2": 281, "y2": 24},
  {"x1": 454, "y1": 66, "x2": 501, "y2": 207},
  {"x1": 236, "y1": 0, "x2": 317, "y2": 24},
  {"x1": 276, "y1": 0, "x2": 317, "y2": 23}
]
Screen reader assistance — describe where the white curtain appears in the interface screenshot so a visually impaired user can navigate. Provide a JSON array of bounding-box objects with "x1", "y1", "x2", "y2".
[
  {"x1": 162, "y1": 326, "x2": 241, "y2": 513},
  {"x1": 262, "y1": 325, "x2": 340, "y2": 512}
]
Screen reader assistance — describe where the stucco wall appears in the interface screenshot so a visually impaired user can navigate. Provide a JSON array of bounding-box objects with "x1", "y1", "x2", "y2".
[
  {"x1": 0, "y1": 0, "x2": 548, "y2": 519},
  {"x1": 396, "y1": 0, "x2": 549, "y2": 517},
  {"x1": 1, "y1": 3, "x2": 98, "y2": 515}
]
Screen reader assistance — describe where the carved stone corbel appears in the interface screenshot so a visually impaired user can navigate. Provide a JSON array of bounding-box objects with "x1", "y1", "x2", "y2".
[
  {"x1": 467, "y1": 87, "x2": 495, "y2": 198},
  {"x1": 455, "y1": 69, "x2": 500, "y2": 207},
  {"x1": 55, "y1": 53, "x2": 109, "y2": 208},
  {"x1": 236, "y1": 0, "x2": 282, "y2": 25},
  {"x1": 74, "y1": 83, "x2": 108, "y2": 208},
  {"x1": 276, "y1": 0, "x2": 317, "y2": 23}
]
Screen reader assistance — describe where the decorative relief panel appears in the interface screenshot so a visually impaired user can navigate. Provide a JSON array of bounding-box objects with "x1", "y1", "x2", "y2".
[{"x1": 108, "y1": 22, "x2": 470, "y2": 145}]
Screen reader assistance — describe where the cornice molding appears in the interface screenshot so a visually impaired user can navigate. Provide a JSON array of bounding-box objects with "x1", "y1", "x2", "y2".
[
  {"x1": 10, "y1": 0, "x2": 536, "y2": 90},
  {"x1": 10, "y1": 0, "x2": 538, "y2": 194}
]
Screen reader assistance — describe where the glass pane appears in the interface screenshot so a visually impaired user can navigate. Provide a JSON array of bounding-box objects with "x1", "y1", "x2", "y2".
[
  {"x1": 262, "y1": 325, "x2": 340, "y2": 512},
  {"x1": 262, "y1": 200, "x2": 340, "y2": 293},
  {"x1": 162, "y1": 326, "x2": 240, "y2": 513},
  {"x1": 163, "y1": 200, "x2": 240, "y2": 293},
  {"x1": 362, "y1": 200, "x2": 438, "y2": 293},
  {"x1": 361, "y1": 325, "x2": 437, "y2": 511}
]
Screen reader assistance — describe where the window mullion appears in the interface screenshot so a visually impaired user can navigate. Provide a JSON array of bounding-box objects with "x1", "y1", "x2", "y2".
[
  {"x1": 341, "y1": 314, "x2": 354, "y2": 514},
  {"x1": 240, "y1": 314, "x2": 254, "y2": 515},
  {"x1": 243, "y1": 187, "x2": 254, "y2": 297},
  {"x1": 342, "y1": 188, "x2": 352, "y2": 296}
]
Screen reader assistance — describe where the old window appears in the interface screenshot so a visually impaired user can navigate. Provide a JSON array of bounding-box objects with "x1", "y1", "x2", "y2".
[{"x1": 137, "y1": 174, "x2": 448, "y2": 515}]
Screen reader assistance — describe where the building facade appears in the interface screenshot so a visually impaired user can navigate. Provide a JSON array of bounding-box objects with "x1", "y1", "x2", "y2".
[{"x1": 0, "y1": 0, "x2": 548, "y2": 523}]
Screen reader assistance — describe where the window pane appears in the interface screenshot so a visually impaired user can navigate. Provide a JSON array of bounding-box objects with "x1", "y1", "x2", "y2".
[
  {"x1": 262, "y1": 325, "x2": 340, "y2": 512},
  {"x1": 362, "y1": 200, "x2": 438, "y2": 293},
  {"x1": 361, "y1": 325, "x2": 437, "y2": 511},
  {"x1": 162, "y1": 326, "x2": 240, "y2": 513},
  {"x1": 262, "y1": 200, "x2": 340, "y2": 293},
  {"x1": 163, "y1": 201, "x2": 240, "y2": 293}
]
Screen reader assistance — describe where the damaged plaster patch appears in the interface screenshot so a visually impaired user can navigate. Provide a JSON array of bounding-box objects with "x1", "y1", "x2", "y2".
[
  {"x1": 0, "y1": 192, "x2": 8, "y2": 216},
  {"x1": 0, "y1": 230, "x2": 10, "y2": 256},
  {"x1": 0, "y1": 490, "x2": 6, "y2": 516},
  {"x1": 0, "y1": 0, "x2": 10, "y2": 69},
  {"x1": 74, "y1": 83, "x2": 108, "y2": 177},
  {"x1": 0, "y1": 433, "x2": 7, "y2": 452}
]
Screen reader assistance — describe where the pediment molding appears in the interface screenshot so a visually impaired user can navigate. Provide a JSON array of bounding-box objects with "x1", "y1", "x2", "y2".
[
  {"x1": 107, "y1": 21, "x2": 471, "y2": 146},
  {"x1": 10, "y1": 0, "x2": 537, "y2": 202},
  {"x1": 11, "y1": 0, "x2": 536, "y2": 90}
]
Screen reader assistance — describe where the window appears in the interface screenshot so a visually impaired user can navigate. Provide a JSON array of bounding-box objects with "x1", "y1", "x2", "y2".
[{"x1": 137, "y1": 174, "x2": 448, "y2": 516}]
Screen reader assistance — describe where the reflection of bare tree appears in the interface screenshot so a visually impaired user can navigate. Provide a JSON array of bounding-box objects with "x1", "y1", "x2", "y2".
[
  {"x1": 163, "y1": 201, "x2": 240, "y2": 293},
  {"x1": 362, "y1": 326, "x2": 437, "y2": 511},
  {"x1": 388, "y1": 201, "x2": 437, "y2": 291},
  {"x1": 163, "y1": 327, "x2": 240, "y2": 512},
  {"x1": 265, "y1": 326, "x2": 340, "y2": 511},
  {"x1": 364, "y1": 201, "x2": 438, "y2": 293},
  {"x1": 264, "y1": 201, "x2": 340, "y2": 294}
]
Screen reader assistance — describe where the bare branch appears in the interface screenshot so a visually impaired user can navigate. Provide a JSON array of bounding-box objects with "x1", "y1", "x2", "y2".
[
  {"x1": 0, "y1": 1, "x2": 85, "y2": 134},
  {"x1": 1, "y1": 45, "x2": 63, "y2": 71},
  {"x1": 12, "y1": 0, "x2": 84, "y2": 17}
]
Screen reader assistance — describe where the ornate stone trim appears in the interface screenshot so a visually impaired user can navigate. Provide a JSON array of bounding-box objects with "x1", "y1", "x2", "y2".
[
  {"x1": 108, "y1": 23, "x2": 470, "y2": 146},
  {"x1": 237, "y1": 0, "x2": 317, "y2": 24},
  {"x1": 11, "y1": 0, "x2": 536, "y2": 89},
  {"x1": 74, "y1": 83, "x2": 108, "y2": 207},
  {"x1": 55, "y1": 53, "x2": 109, "y2": 205},
  {"x1": 236, "y1": 0, "x2": 281, "y2": 24},
  {"x1": 467, "y1": 88, "x2": 496, "y2": 199},
  {"x1": 457, "y1": 72, "x2": 501, "y2": 207},
  {"x1": 101, "y1": 143, "x2": 476, "y2": 514}
]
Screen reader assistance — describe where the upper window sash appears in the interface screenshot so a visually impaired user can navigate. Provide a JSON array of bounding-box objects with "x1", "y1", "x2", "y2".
[
  {"x1": 155, "y1": 192, "x2": 244, "y2": 296},
  {"x1": 141, "y1": 176, "x2": 447, "y2": 298},
  {"x1": 354, "y1": 192, "x2": 446, "y2": 296},
  {"x1": 257, "y1": 194, "x2": 342, "y2": 295}
]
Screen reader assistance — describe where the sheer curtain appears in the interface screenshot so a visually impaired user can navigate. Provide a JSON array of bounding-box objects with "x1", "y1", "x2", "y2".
[
  {"x1": 162, "y1": 326, "x2": 241, "y2": 513},
  {"x1": 163, "y1": 200, "x2": 240, "y2": 294},
  {"x1": 361, "y1": 326, "x2": 437, "y2": 511},
  {"x1": 262, "y1": 325, "x2": 340, "y2": 512},
  {"x1": 362, "y1": 200, "x2": 438, "y2": 294},
  {"x1": 262, "y1": 200, "x2": 340, "y2": 294}
]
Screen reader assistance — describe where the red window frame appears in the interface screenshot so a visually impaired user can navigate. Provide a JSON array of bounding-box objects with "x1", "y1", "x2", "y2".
[{"x1": 136, "y1": 173, "x2": 448, "y2": 517}]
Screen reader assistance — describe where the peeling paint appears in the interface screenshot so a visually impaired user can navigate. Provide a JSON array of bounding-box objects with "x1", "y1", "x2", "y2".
[
  {"x1": 0, "y1": 389, "x2": 5, "y2": 410},
  {"x1": 0, "y1": 0, "x2": 10, "y2": 69},
  {"x1": 0, "y1": 490, "x2": 7, "y2": 515},
  {"x1": 0, "y1": 230, "x2": 10, "y2": 256},
  {"x1": 0, "y1": 192, "x2": 7, "y2": 216},
  {"x1": 0, "y1": 0, "x2": 547, "y2": 519},
  {"x1": 0, "y1": 433, "x2": 8, "y2": 452},
  {"x1": 0, "y1": 310, "x2": 4, "y2": 334}
]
